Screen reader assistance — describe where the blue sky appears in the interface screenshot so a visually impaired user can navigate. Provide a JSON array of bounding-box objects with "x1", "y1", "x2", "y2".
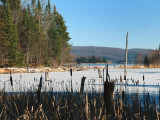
[{"x1": 51, "y1": 0, "x2": 160, "y2": 49}]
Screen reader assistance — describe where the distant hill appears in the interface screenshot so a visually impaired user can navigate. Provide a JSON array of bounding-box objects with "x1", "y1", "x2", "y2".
[{"x1": 71, "y1": 46, "x2": 152, "y2": 63}]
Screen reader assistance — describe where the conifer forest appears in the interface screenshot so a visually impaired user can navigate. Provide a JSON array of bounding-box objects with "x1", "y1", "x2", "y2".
[{"x1": 0, "y1": 0, "x2": 71, "y2": 67}]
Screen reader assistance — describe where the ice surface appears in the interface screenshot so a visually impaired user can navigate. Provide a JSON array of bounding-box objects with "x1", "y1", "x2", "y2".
[{"x1": 0, "y1": 68, "x2": 159, "y2": 93}]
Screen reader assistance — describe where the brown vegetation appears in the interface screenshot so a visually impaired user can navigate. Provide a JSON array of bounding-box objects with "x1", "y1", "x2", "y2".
[{"x1": 0, "y1": 90, "x2": 159, "y2": 119}]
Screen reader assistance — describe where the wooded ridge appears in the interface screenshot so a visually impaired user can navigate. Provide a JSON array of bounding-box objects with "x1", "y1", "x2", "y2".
[{"x1": 71, "y1": 46, "x2": 152, "y2": 63}]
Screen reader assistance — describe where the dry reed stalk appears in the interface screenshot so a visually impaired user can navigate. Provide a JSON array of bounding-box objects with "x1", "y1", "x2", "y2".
[
  {"x1": 31, "y1": 106, "x2": 34, "y2": 113},
  {"x1": 65, "y1": 98, "x2": 68, "y2": 109},
  {"x1": 112, "y1": 92, "x2": 116, "y2": 115},
  {"x1": 14, "y1": 102, "x2": 19, "y2": 116},
  {"x1": 118, "y1": 100, "x2": 123, "y2": 120},
  {"x1": 0, "y1": 105, "x2": 6, "y2": 118},
  {"x1": 143, "y1": 115, "x2": 146, "y2": 120},
  {"x1": 94, "y1": 98, "x2": 96, "y2": 117},
  {"x1": 39, "y1": 104, "x2": 48, "y2": 120},
  {"x1": 156, "y1": 106, "x2": 159, "y2": 120},
  {"x1": 24, "y1": 107, "x2": 30, "y2": 120},
  {"x1": 57, "y1": 103, "x2": 60, "y2": 118},
  {"x1": 52, "y1": 95, "x2": 55, "y2": 108},
  {"x1": 104, "y1": 108, "x2": 107, "y2": 120},
  {"x1": 98, "y1": 107, "x2": 102, "y2": 120},
  {"x1": 85, "y1": 93, "x2": 90, "y2": 120},
  {"x1": 117, "y1": 104, "x2": 119, "y2": 119}
]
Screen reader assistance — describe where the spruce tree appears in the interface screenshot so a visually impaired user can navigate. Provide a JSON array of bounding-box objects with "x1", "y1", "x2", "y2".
[
  {"x1": 0, "y1": 5, "x2": 7, "y2": 66},
  {"x1": 4, "y1": 1, "x2": 19, "y2": 66},
  {"x1": 53, "y1": 5, "x2": 71, "y2": 64},
  {"x1": 48, "y1": 19, "x2": 61, "y2": 60}
]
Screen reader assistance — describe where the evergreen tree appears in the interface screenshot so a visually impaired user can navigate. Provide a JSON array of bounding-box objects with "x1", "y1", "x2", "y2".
[
  {"x1": 37, "y1": 0, "x2": 42, "y2": 11},
  {"x1": 0, "y1": 5, "x2": 7, "y2": 66},
  {"x1": 46, "y1": 0, "x2": 51, "y2": 14},
  {"x1": 48, "y1": 19, "x2": 60, "y2": 60},
  {"x1": 4, "y1": 1, "x2": 20, "y2": 66},
  {"x1": 144, "y1": 54, "x2": 149, "y2": 66},
  {"x1": 53, "y1": 5, "x2": 71, "y2": 64}
]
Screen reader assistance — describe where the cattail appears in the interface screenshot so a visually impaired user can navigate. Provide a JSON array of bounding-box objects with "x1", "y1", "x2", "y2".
[{"x1": 85, "y1": 93, "x2": 90, "y2": 119}]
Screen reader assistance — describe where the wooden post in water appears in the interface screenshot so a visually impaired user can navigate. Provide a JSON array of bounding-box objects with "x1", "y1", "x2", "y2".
[
  {"x1": 10, "y1": 71, "x2": 13, "y2": 86},
  {"x1": 70, "y1": 68, "x2": 73, "y2": 92},
  {"x1": 98, "y1": 69, "x2": 102, "y2": 78},
  {"x1": 103, "y1": 69, "x2": 104, "y2": 83},
  {"x1": 106, "y1": 64, "x2": 110, "y2": 82},
  {"x1": 45, "y1": 72, "x2": 50, "y2": 81},
  {"x1": 80, "y1": 76, "x2": 86, "y2": 95},
  {"x1": 37, "y1": 75, "x2": 42, "y2": 105},
  {"x1": 124, "y1": 32, "x2": 128, "y2": 80}
]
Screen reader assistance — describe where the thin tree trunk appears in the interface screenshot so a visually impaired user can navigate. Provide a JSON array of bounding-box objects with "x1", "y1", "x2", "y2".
[{"x1": 124, "y1": 32, "x2": 128, "y2": 80}]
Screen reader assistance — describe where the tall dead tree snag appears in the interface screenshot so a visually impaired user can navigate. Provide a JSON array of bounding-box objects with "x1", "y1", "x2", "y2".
[
  {"x1": 124, "y1": 32, "x2": 128, "y2": 80},
  {"x1": 104, "y1": 64, "x2": 114, "y2": 119}
]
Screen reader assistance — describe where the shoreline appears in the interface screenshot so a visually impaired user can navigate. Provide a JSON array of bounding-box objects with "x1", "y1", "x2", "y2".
[
  {"x1": 0, "y1": 66, "x2": 83, "y2": 74},
  {"x1": 0, "y1": 64, "x2": 160, "y2": 74}
]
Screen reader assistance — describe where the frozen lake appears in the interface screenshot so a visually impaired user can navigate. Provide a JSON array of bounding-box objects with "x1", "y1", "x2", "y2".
[{"x1": 0, "y1": 68, "x2": 160, "y2": 93}]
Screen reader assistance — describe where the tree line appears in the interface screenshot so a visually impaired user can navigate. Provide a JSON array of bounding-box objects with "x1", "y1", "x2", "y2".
[
  {"x1": 76, "y1": 56, "x2": 107, "y2": 64},
  {"x1": 144, "y1": 45, "x2": 160, "y2": 66},
  {"x1": 0, "y1": 0, "x2": 71, "y2": 67}
]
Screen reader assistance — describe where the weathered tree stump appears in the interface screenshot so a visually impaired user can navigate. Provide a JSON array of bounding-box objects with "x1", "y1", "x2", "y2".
[{"x1": 104, "y1": 81, "x2": 114, "y2": 119}]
